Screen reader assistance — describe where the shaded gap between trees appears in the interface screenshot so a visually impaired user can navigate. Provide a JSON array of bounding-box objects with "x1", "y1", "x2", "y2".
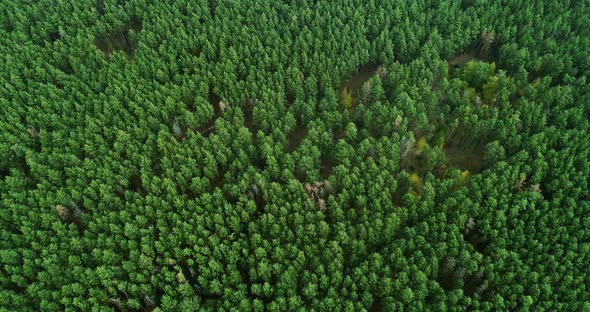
[
  {"x1": 196, "y1": 91, "x2": 221, "y2": 137},
  {"x1": 340, "y1": 64, "x2": 379, "y2": 112},
  {"x1": 444, "y1": 143, "x2": 484, "y2": 174},
  {"x1": 243, "y1": 99, "x2": 256, "y2": 136},
  {"x1": 95, "y1": 16, "x2": 142, "y2": 58},
  {"x1": 286, "y1": 125, "x2": 308, "y2": 153}
]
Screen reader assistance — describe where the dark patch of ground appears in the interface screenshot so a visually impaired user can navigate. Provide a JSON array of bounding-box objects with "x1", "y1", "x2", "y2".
[
  {"x1": 196, "y1": 92, "x2": 222, "y2": 137},
  {"x1": 345, "y1": 64, "x2": 378, "y2": 92},
  {"x1": 286, "y1": 125, "x2": 308, "y2": 153},
  {"x1": 95, "y1": 16, "x2": 142, "y2": 57},
  {"x1": 444, "y1": 143, "x2": 484, "y2": 173}
]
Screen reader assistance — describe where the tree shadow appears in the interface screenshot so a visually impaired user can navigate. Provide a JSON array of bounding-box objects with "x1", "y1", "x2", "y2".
[
  {"x1": 95, "y1": 16, "x2": 142, "y2": 58},
  {"x1": 286, "y1": 125, "x2": 308, "y2": 153}
]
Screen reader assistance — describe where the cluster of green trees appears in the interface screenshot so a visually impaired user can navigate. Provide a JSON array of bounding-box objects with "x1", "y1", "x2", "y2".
[{"x1": 1, "y1": 0, "x2": 589, "y2": 310}]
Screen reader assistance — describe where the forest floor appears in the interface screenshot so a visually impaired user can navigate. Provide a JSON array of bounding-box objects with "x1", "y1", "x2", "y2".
[
  {"x1": 444, "y1": 144, "x2": 484, "y2": 173},
  {"x1": 446, "y1": 49, "x2": 496, "y2": 173},
  {"x1": 345, "y1": 64, "x2": 379, "y2": 92},
  {"x1": 286, "y1": 125, "x2": 308, "y2": 153},
  {"x1": 448, "y1": 48, "x2": 497, "y2": 75},
  {"x1": 448, "y1": 49, "x2": 479, "y2": 66},
  {"x1": 95, "y1": 17, "x2": 142, "y2": 57},
  {"x1": 196, "y1": 92, "x2": 221, "y2": 136}
]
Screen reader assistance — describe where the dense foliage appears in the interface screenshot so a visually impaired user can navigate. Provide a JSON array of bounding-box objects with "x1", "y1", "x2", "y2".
[{"x1": 1, "y1": 0, "x2": 589, "y2": 311}]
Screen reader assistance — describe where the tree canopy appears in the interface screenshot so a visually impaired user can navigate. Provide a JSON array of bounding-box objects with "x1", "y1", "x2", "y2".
[{"x1": 1, "y1": 0, "x2": 589, "y2": 311}]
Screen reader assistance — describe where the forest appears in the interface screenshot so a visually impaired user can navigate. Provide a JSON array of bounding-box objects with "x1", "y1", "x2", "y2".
[{"x1": 1, "y1": 0, "x2": 589, "y2": 311}]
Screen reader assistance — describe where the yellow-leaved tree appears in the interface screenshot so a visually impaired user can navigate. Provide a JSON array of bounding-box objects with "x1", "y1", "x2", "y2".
[
  {"x1": 341, "y1": 87, "x2": 353, "y2": 112},
  {"x1": 416, "y1": 137, "x2": 427, "y2": 154}
]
